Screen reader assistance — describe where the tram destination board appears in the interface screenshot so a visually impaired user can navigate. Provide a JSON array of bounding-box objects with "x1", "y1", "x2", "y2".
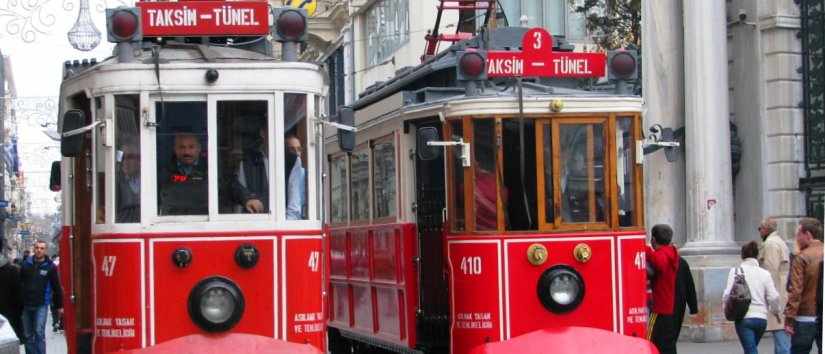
[
  {"x1": 137, "y1": 1, "x2": 269, "y2": 36},
  {"x1": 486, "y1": 28, "x2": 606, "y2": 79}
]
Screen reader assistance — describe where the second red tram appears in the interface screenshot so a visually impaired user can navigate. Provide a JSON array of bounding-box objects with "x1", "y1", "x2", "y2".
[{"x1": 324, "y1": 29, "x2": 649, "y2": 354}]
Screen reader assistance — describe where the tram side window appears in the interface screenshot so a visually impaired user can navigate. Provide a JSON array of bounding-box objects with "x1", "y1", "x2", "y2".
[
  {"x1": 329, "y1": 154, "x2": 348, "y2": 224},
  {"x1": 502, "y1": 119, "x2": 537, "y2": 230},
  {"x1": 115, "y1": 95, "x2": 140, "y2": 223},
  {"x1": 559, "y1": 123, "x2": 606, "y2": 224},
  {"x1": 542, "y1": 124, "x2": 554, "y2": 225},
  {"x1": 218, "y1": 100, "x2": 270, "y2": 214},
  {"x1": 372, "y1": 137, "x2": 396, "y2": 220},
  {"x1": 616, "y1": 117, "x2": 635, "y2": 227},
  {"x1": 449, "y1": 120, "x2": 465, "y2": 231},
  {"x1": 473, "y1": 119, "x2": 498, "y2": 231},
  {"x1": 350, "y1": 149, "x2": 370, "y2": 222},
  {"x1": 156, "y1": 102, "x2": 208, "y2": 216},
  {"x1": 284, "y1": 93, "x2": 308, "y2": 220},
  {"x1": 95, "y1": 97, "x2": 106, "y2": 224}
]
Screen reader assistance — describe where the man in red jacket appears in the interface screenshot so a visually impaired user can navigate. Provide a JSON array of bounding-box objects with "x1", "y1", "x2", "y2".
[{"x1": 645, "y1": 224, "x2": 680, "y2": 354}]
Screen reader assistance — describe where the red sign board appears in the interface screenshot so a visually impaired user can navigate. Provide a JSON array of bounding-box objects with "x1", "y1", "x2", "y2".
[
  {"x1": 487, "y1": 28, "x2": 606, "y2": 78},
  {"x1": 136, "y1": 1, "x2": 269, "y2": 37}
]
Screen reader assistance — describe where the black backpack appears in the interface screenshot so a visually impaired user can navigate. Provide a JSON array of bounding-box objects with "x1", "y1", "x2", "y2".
[{"x1": 724, "y1": 267, "x2": 752, "y2": 321}]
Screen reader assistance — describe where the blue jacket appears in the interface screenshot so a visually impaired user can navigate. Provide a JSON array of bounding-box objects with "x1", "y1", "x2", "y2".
[{"x1": 20, "y1": 256, "x2": 62, "y2": 308}]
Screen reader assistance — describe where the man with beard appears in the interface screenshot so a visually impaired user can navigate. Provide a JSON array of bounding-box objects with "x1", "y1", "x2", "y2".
[{"x1": 159, "y1": 132, "x2": 208, "y2": 215}]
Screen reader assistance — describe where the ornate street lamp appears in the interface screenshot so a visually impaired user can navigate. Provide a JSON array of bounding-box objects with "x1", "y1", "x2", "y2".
[{"x1": 67, "y1": 0, "x2": 102, "y2": 51}]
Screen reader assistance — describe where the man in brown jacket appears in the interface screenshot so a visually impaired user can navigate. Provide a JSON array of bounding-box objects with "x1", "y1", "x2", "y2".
[
  {"x1": 784, "y1": 217, "x2": 823, "y2": 354},
  {"x1": 759, "y1": 217, "x2": 791, "y2": 354}
]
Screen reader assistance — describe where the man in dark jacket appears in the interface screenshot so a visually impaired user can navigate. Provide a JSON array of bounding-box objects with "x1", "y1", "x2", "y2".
[
  {"x1": 674, "y1": 256, "x2": 698, "y2": 343},
  {"x1": 646, "y1": 224, "x2": 680, "y2": 354},
  {"x1": 0, "y1": 254, "x2": 23, "y2": 340},
  {"x1": 20, "y1": 240, "x2": 62, "y2": 354},
  {"x1": 232, "y1": 125, "x2": 269, "y2": 214},
  {"x1": 158, "y1": 133, "x2": 208, "y2": 215}
]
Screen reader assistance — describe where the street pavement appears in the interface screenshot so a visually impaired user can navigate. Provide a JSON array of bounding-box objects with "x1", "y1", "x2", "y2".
[{"x1": 17, "y1": 311, "x2": 66, "y2": 354}]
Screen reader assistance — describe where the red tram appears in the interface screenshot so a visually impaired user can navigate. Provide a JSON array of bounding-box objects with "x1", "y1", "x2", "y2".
[
  {"x1": 323, "y1": 27, "x2": 651, "y2": 353},
  {"x1": 55, "y1": 3, "x2": 325, "y2": 354}
]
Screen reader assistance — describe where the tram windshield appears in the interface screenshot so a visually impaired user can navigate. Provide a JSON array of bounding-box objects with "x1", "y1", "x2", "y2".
[
  {"x1": 447, "y1": 115, "x2": 641, "y2": 233},
  {"x1": 156, "y1": 102, "x2": 209, "y2": 216}
]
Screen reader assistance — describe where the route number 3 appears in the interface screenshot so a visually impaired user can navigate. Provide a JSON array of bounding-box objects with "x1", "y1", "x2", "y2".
[
  {"x1": 533, "y1": 32, "x2": 542, "y2": 49},
  {"x1": 460, "y1": 256, "x2": 482, "y2": 275},
  {"x1": 633, "y1": 251, "x2": 646, "y2": 271}
]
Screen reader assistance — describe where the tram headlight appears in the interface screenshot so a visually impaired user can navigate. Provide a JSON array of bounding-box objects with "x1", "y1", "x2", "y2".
[
  {"x1": 188, "y1": 277, "x2": 244, "y2": 332},
  {"x1": 537, "y1": 265, "x2": 585, "y2": 313}
]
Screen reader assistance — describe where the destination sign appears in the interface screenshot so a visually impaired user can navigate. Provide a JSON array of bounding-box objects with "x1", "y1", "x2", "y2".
[
  {"x1": 137, "y1": 1, "x2": 269, "y2": 37},
  {"x1": 486, "y1": 28, "x2": 606, "y2": 78}
]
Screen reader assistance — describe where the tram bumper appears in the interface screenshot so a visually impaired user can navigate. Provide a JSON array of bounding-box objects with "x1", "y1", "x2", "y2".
[
  {"x1": 109, "y1": 333, "x2": 322, "y2": 354},
  {"x1": 469, "y1": 326, "x2": 659, "y2": 354}
]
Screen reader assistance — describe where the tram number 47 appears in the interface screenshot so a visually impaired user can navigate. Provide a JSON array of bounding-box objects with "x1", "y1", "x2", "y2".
[
  {"x1": 460, "y1": 256, "x2": 482, "y2": 276},
  {"x1": 307, "y1": 251, "x2": 320, "y2": 272},
  {"x1": 101, "y1": 256, "x2": 117, "y2": 277}
]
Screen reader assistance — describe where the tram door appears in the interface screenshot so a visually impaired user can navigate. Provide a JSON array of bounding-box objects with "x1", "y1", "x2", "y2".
[{"x1": 413, "y1": 122, "x2": 449, "y2": 353}]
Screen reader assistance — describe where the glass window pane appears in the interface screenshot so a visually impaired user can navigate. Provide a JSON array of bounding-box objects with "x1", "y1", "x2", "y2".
[
  {"x1": 372, "y1": 139, "x2": 396, "y2": 219},
  {"x1": 330, "y1": 155, "x2": 348, "y2": 223},
  {"x1": 219, "y1": 100, "x2": 269, "y2": 214},
  {"x1": 95, "y1": 97, "x2": 106, "y2": 224},
  {"x1": 559, "y1": 123, "x2": 606, "y2": 223},
  {"x1": 350, "y1": 150, "x2": 370, "y2": 222},
  {"x1": 115, "y1": 95, "x2": 140, "y2": 223},
  {"x1": 617, "y1": 118, "x2": 635, "y2": 226},
  {"x1": 566, "y1": 0, "x2": 587, "y2": 41},
  {"x1": 284, "y1": 94, "x2": 308, "y2": 220},
  {"x1": 543, "y1": 124, "x2": 554, "y2": 224},
  {"x1": 502, "y1": 119, "x2": 537, "y2": 230},
  {"x1": 365, "y1": 0, "x2": 409, "y2": 66},
  {"x1": 543, "y1": 0, "x2": 565, "y2": 36},
  {"x1": 450, "y1": 121, "x2": 465, "y2": 231},
  {"x1": 156, "y1": 102, "x2": 208, "y2": 216},
  {"x1": 473, "y1": 119, "x2": 497, "y2": 231}
]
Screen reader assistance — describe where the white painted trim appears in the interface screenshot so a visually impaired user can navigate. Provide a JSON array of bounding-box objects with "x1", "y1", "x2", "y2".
[
  {"x1": 502, "y1": 237, "x2": 615, "y2": 339},
  {"x1": 91, "y1": 239, "x2": 146, "y2": 348},
  {"x1": 446, "y1": 239, "x2": 503, "y2": 351},
  {"x1": 616, "y1": 235, "x2": 646, "y2": 335}
]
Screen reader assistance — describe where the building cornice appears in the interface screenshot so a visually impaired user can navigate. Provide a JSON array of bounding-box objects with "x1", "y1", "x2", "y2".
[{"x1": 759, "y1": 15, "x2": 801, "y2": 30}]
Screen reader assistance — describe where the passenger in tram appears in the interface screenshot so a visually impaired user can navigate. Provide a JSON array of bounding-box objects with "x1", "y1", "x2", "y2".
[
  {"x1": 159, "y1": 132, "x2": 208, "y2": 215},
  {"x1": 232, "y1": 125, "x2": 269, "y2": 214},
  {"x1": 285, "y1": 133, "x2": 306, "y2": 220},
  {"x1": 115, "y1": 143, "x2": 140, "y2": 223}
]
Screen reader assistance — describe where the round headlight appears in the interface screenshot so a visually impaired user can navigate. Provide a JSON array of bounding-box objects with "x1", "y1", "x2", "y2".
[
  {"x1": 537, "y1": 265, "x2": 585, "y2": 313},
  {"x1": 188, "y1": 277, "x2": 244, "y2": 332}
]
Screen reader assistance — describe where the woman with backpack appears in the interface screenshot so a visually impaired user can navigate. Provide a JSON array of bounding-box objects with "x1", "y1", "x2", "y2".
[{"x1": 723, "y1": 241, "x2": 781, "y2": 354}]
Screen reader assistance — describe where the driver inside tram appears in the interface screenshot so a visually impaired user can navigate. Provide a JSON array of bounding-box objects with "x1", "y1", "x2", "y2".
[{"x1": 159, "y1": 132, "x2": 208, "y2": 215}]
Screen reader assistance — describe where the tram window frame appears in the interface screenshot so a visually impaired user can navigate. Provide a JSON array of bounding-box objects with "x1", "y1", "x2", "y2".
[
  {"x1": 328, "y1": 152, "x2": 350, "y2": 226},
  {"x1": 212, "y1": 96, "x2": 275, "y2": 220},
  {"x1": 114, "y1": 94, "x2": 141, "y2": 224},
  {"x1": 617, "y1": 114, "x2": 643, "y2": 228},
  {"x1": 446, "y1": 119, "x2": 466, "y2": 232},
  {"x1": 371, "y1": 133, "x2": 398, "y2": 223},
  {"x1": 282, "y1": 93, "x2": 312, "y2": 222},
  {"x1": 93, "y1": 95, "x2": 111, "y2": 225},
  {"x1": 349, "y1": 143, "x2": 372, "y2": 225}
]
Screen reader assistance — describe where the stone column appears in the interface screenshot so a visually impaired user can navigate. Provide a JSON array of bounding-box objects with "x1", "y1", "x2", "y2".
[
  {"x1": 681, "y1": 0, "x2": 740, "y2": 256},
  {"x1": 641, "y1": 0, "x2": 687, "y2": 246}
]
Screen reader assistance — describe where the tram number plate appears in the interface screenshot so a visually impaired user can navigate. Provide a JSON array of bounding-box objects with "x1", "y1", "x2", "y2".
[{"x1": 460, "y1": 256, "x2": 482, "y2": 275}]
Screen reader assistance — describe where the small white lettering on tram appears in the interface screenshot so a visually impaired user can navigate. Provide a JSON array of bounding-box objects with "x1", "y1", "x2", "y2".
[
  {"x1": 552, "y1": 56, "x2": 592, "y2": 75},
  {"x1": 212, "y1": 6, "x2": 260, "y2": 27},
  {"x1": 626, "y1": 307, "x2": 648, "y2": 324},
  {"x1": 487, "y1": 58, "x2": 524, "y2": 76},
  {"x1": 455, "y1": 312, "x2": 493, "y2": 329},
  {"x1": 95, "y1": 317, "x2": 137, "y2": 338},
  {"x1": 146, "y1": 7, "x2": 198, "y2": 27}
]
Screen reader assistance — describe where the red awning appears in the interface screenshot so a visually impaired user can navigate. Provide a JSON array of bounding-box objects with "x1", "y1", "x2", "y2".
[
  {"x1": 111, "y1": 333, "x2": 322, "y2": 354},
  {"x1": 469, "y1": 326, "x2": 659, "y2": 354}
]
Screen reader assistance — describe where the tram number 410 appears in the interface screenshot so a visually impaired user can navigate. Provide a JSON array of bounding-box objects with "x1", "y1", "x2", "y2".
[
  {"x1": 460, "y1": 256, "x2": 482, "y2": 275},
  {"x1": 633, "y1": 251, "x2": 646, "y2": 271}
]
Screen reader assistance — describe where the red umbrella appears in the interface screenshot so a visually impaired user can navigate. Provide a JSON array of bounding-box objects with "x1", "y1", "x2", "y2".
[
  {"x1": 110, "y1": 333, "x2": 322, "y2": 354},
  {"x1": 470, "y1": 326, "x2": 659, "y2": 354}
]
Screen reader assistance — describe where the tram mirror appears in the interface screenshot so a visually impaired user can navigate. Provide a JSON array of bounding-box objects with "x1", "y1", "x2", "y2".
[
  {"x1": 61, "y1": 109, "x2": 86, "y2": 157},
  {"x1": 337, "y1": 107, "x2": 355, "y2": 153},
  {"x1": 417, "y1": 127, "x2": 442, "y2": 161},
  {"x1": 49, "y1": 161, "x2": 61, "y2": 192}
]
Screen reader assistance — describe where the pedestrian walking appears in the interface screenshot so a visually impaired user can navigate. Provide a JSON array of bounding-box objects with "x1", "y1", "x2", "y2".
[
  {"x1": 724, "y1": 241, "x2": 781, "y2": 354},
  {"x1": 0, "y1": 254, "x2": 23, "y2": 341},
  {"x1": 758, "y1": 217, "x2": 792, "y2": 354},
  {"x1": 645, "y1": 224, "x2": 680, "y2": 354},
  {"x1": 673, "y1": 256, "x2": 698, "y2": 343},
  {"x1": 20, "y1": 240, "x2": 62, "y2": 354},
  {"x1": 784, "y1": 217, "x2": 823, "y2": 354}
]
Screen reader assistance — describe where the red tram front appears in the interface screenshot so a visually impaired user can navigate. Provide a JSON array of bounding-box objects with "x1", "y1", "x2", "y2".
[
  {"x1": 55, "y1": 4, "x2": 326, "y2": 354},
  {"x1": 324, "y1": 28, "x2": 651, "y2": 353}
]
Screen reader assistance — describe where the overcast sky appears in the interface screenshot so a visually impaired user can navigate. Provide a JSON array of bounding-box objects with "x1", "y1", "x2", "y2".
[{"x1": 3, "y1": 0, "x2": 127, "y2": 215}]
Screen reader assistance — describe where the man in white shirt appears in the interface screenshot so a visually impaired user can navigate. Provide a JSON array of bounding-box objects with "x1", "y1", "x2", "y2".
[{"x1": 285, "y1": 134, "x2": 306, "y2": 220}]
